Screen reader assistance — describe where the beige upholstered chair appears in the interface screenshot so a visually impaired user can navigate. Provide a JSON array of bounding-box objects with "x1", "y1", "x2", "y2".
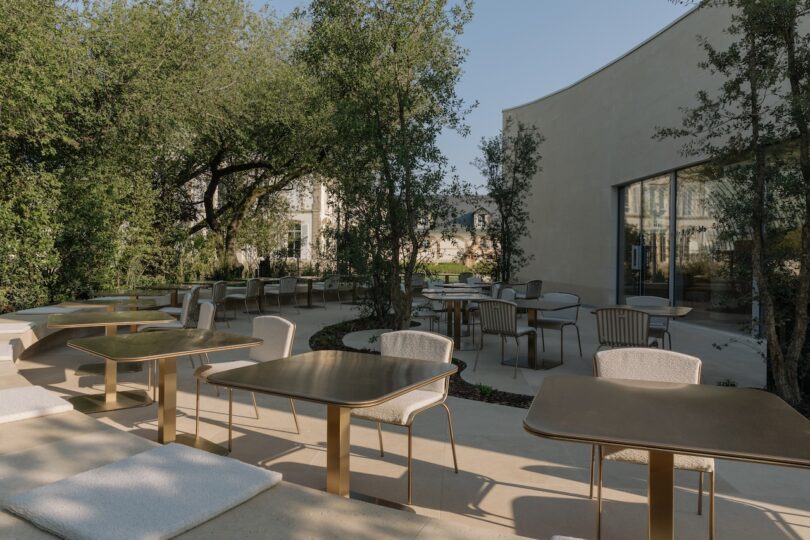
[
  {"x1": 225, "y1": 278, "x2": 263, "y2": 317},
  {"x1": 594, "y1": 307, "x2": 650, "y2": 350},
  {"x1": 590, "y1": 348, "x2": 715, "y2": 540},
  {"x1": 475, "y1": 299, "x2": 535, "y2": 378},
  {"x1": 352, "y1": 330, "x2": 457, "y2": 504},
  {"x1": 194, "y1": 316, "x2": 298, "y2": 445},
  {"x1": 158, "y1": 285, "x2": 200, "y2": 322},
  {"x1": 138, "y1": 290, "x2": 192, "y2": 332},
  {"x1": 533, "y1": 292, "x2": 582, "y2": 365},
  {"x1": 265, "y1": 276, "x2": 298, "y2": 308},
  {"x1": 515, "y1": 279, "x2": 543, "y2": 300},
  {"x1": 627, "y1": 295, "x2": 672, "y2": 349},
  {"x1": 458, "y1": 271, "x2": 473, "y2": 283},
  {"x1": 210, "y1": 281, "x2": 229, "y2": 327}
]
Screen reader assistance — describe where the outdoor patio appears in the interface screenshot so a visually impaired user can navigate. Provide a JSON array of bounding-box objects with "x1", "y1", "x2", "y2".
[{"x1": 5, "y1": 299, "x2": 806, "y2": 540}]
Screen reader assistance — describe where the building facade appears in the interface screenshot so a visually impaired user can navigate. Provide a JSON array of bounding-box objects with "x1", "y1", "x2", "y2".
[{"x1": 504, "y1": 5, "x2": 754, "y2": 331}]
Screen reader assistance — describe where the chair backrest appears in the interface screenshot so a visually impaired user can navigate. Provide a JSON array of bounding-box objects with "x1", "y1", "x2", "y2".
[
  {"x1": 491, "y1": 282, "x2": 502, "y2": 298},
  {"x1": 177, "y1": 291, "x2": 193, "y2": 326},
  {"x1": 627, "y1": 295, "x2": 669, "y2": 327},
  {"x1": 411, "y1": 273, "x2": 426, "y2": 287},
  {"x1": 500, "y1": 287, "x2": 516, "y2": 302},
  {"x1": 381, "y1": 330, "x2": 453, "y2": 394},
  {"x1": 479, "y1": 299, "x2": 518, "y2": 336},
  {"x1": 211, "y1": 281, "x2": 228, "y2": 303},
  {"x1": 246, "y1": 278, "x2": 263, "y2": 299},
  {"x1": 197, "y1": 301, "x2": 216, "y2": 331},
  {"x1": 249, "y1": 316, "x2": 296, "y2": 362},
  {"x1": 525, "y1": 279, "x2": 543, "y2": 300},
  {"x1": 467, "y1": 275, "x2": 483, "y2": 285},
  {"x1": 541, "y1": 292, "x2": 580, "y2": 321},
  {"x1": 593, "y1": 347, "x2": 701, "y2": 384},
  {"x1": 325, "y1": 275, "x2": 340, "y2": 289},
  {"x1": 279, "y1": 276, "x2": 298, "y2": 294},
  {"x1": 458, "y1": 272, "x2": 473, "y2": 283},
  {"x1": 595, "y1": 308, "x2": 650, "y2": 348}
]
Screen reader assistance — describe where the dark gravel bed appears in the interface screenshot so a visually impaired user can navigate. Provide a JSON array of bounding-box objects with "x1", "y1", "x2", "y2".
[{"x1": 309, "y1": 317, "x2": 535, "y2": 409}]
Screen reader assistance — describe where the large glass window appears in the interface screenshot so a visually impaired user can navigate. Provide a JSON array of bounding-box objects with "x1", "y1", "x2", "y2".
[
  {"x1": 674, "y1": 167, "x2": 752, "y2": 330},
  {"x1": 619, "y1": 167, "x2": 753, "y2": 333},
  {"x1": 287, "y1": 222, "x2": 302, "y2": 259},
  {"x1": 619, "y1": 175, "x2": 670, "y2": 301}
]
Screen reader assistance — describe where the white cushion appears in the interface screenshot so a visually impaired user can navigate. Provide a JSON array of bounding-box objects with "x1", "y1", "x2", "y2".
[
  {"x1": 4, "y1": 443, "x2": 281, "y2": 540},
  {"x1": 594, "y1": 348, "x2": 701, "y2": 384},
  {"x1": 137, "y1": 321, "x2": 183, "y2": 332},
  {"x1": 352, "y1": 390, "x2": 444, "y2": 425},
  {"x1": 195, "y1": 360, "x2": 257, "y2": 381},
  {"x1": 603, "y1": 445, "x2": 714, "y2": 472}
]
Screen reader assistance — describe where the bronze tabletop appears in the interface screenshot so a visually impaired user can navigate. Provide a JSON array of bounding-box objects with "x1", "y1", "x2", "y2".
[
  {"x1": 208, "y1": 350, "x2": 457, "y2": 497},
  {"x1": 592, "y1": 305, "x2": 692, "y2": 318},
  {"x1": 68, "y1": 329, "x2": 262, "y2": 451},
  {"x1": 60, "y1": 298, "x2": 157, "y2": 311},
  {"x1": 524, "y1": 375, "x2": 810, "y2": 539},
  {"x1": 51, "y1": 310, "x2": 176, "y2": 381}
]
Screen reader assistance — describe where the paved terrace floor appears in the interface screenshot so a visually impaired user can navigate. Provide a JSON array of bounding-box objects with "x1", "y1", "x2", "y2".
[{"x1": 11, "y1": 299, "x2": 810, "y2": 540}]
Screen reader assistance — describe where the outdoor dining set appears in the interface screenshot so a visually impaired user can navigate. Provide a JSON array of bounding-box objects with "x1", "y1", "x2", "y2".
[{"x1": 0, "y1": 275, "x2": 808, "y2": 540}]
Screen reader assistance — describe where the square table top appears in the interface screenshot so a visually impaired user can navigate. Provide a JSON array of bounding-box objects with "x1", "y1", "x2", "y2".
[
  {"x1": 48, "y1": 311, "x2": 175, "y2": 328},
  {"x1": 421, "y1": 291, "x2": 491, "y2": 302},
  {"x1": 207, "y1": 350, "x2": 458, "y2": 408},
  {"x1": 592, "y1": 305, "x2": 692, "y2": 318},
  {"x1": 68, "y1": 329, "x2": 262, "y2": 362},
  {"x1": 60, "y1": 298, "x2": 157, "y2": 310},
  {"x1": 524, "y1": 375, "x2": 810, "y2": 468},
  {"x1": 515, "y1": 298, "x2": 580, "y2": 311}
]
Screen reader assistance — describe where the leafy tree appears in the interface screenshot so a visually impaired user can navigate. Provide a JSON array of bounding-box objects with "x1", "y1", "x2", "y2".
[
  {"x1": 302, "y1": 0, "x2": 473, "y2": 329},
  {"x1": 660, "y1": 0, "x2": 810, "y2": 405},
  {"x1": 473, "y1": 119, "x2": 543, "y2": 283}
]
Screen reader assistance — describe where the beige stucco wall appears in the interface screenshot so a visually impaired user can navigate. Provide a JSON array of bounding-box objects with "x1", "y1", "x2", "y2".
[{"x1": 504, "y1": 5, "x2": 733, "y2": 304}]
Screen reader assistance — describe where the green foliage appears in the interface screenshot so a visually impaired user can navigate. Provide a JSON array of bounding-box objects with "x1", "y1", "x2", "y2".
[
  {"x1": 423, "y1": 262, "x2": 472, "y2": 275},
  {"x1": 303, "y1": 0, "x2": 473, "y2": 328},
  {"x1": 658, "y1": 0, "x2": 810, "y2": 405},
  {"x1": 473, "y1": 118, "x2": 543, "y2": 282}
]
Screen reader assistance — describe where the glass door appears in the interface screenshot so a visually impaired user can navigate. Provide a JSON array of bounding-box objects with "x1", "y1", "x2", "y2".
[{"x1": 620, "y1": 175, "x2": 671, "y2": 301}]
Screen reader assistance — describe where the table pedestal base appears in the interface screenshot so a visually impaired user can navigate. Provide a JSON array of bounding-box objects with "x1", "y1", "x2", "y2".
[
  {"x1": 173, "y1": 433, "x2": 230, "y2": 456},
  {"x1": 648, "y1": 450, "x2": 675, "y2": 540},
  {"x1": 75, "y1": 362, "x2": 142, "y2": 376},
  {"x1": 68, "y1": 390, "x2": 152, "y2": 413}
]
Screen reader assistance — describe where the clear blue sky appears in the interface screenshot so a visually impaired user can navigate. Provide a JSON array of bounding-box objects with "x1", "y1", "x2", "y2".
[{"x1": 257, "y1": 1, "x2": 693, "y2": 188}]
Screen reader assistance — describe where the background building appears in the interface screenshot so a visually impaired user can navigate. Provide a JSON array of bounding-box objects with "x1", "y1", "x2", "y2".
[{"x1": 504, "y1": 5, "x2": 753, "y2": 331}]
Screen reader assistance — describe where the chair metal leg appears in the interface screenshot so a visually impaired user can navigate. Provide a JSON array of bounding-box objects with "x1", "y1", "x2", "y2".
[
  {"x1": 289, "y1": 398, "x2": 300, "y2": 434},
  {"x1": 500, "y1": 336, "x2": 505, "y2": 363},
  {"x1": 195, "y1": 378, "x2": 201, "y2": 437},
  {"x1": 377, "y1": 422, "x2": 384, "y2": 457},
  {"x1": 698, "y1": 471, "x2": 704, "y2": 515},
  {"x1": 407, "y1": 425, "x2": 413, "y2": 505},
  {"x1": 559, "y1": 326, "x2": 565, "y2": 365},
  {"x1": 575, "y1": 323, "x2": 583, "y2": 356},
  {"x1": 589, "y1": 445, "x2": 595, "y2": 499},
  {"x1": 251, "y1": 392, "x2": 259, "y2": 419},
  {"x1": 514, "y1": 337, "x2": 519, "y2": 379},
  {"x1": 474, "y1": 338, "x2": 482, "y2": 371},
  {"x1": 709, "y1": 471, "x2": 716, "y2": 540},
  {"x1": 188, "y1": 355, "x2": 195, "y2": 369},
  {"x1": 152, "y1": 360, "x2": 157, "y2": 401},
  {"x1": 228, "y1": 388, "x2": 233, "y2": 453},
  {"x1": 597, "y1": 445, "x2": 604, "y2": 540},
  {"x1": 540, "y1": 328, "x2": 545, "y2": 351},
  {"x1": 441, "y1": 403, "x2": 458, "y2": 473}
]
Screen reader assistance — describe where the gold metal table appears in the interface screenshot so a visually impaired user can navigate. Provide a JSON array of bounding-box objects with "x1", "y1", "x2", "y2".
[
  {"x1": 68, "y1": 329, "x2": 262, "y2": 452},
  {"x1": 49, "y1": 310, "x2": 176, "y2": 387},
  {"x1": 524, "y1": 375, "x2": 810, "y2": 540},
  {"x1": 296, "y1": 277, "x2": 324, "y2": 309},
  {"x1": 516, "y1": 298, "x2": 581, "y2": 369},
  {"x1": 421, "y1": 291, "x2": 491, "y2": 350},
  {"x1": 207, "y1": 350, "x2": 457, "y2": 499},
  {"x1": 591, "y1": 305, "x2": 693, "y2": 318},
  {"x1": 60, "y1": 298, "x2": 157, "y2": 311}
]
